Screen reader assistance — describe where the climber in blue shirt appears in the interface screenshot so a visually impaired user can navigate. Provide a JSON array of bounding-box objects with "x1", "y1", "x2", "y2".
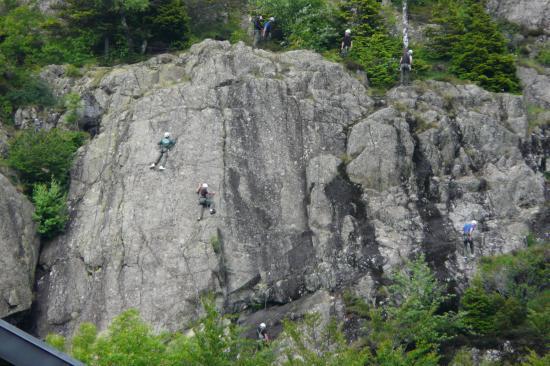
[
  {"x1": 463, "y1": 220, "x2": 477, "y2": 257},
  {"x1": 263, "y1": 17, "x2": 275, "y2": 40},
  {"x1": 149, "y1": 132, "x2": 176, "y2": 171}
]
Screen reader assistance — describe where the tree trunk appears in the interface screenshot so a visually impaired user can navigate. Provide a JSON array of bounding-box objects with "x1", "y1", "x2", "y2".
[
  {"x1": 104, "y1": 36, "x2": 110, "y2": 59},
  {"x1": 120, "y1": 9, "x2": 134, "y2": 53}
]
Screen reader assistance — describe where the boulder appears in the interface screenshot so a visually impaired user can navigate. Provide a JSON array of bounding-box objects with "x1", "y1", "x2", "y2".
[{"x1": 0, "y1": 174, "x2": 40, "y2": 318}]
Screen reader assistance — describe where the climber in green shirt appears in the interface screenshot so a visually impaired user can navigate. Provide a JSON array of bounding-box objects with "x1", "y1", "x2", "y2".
[{"x1": 149, "y1": 132, "x2": 176, "y2": 171}]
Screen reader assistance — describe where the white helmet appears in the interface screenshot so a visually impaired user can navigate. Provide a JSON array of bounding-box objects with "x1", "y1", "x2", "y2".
[
  {"x1": 345, "y1": 29, "x2": 351, "y2": 34},
  {"x1": 471, "y1": 220, "x2": 477, "y2": 225},
  {"x1": 202, "y1": 183, "x2": 208, "y2": 188},
  {"x1": 270, "y1": 17, "x2": 275, "y2": 21},
  {"x1": 408, "y1": 49, "x2": 413, "y2": 55},
  {"x1": 164, "y1": 132, "x2": 170, "y2": 138},
  {"x1": 259, "y1": 323, "x2": 266, "y2": 329}
]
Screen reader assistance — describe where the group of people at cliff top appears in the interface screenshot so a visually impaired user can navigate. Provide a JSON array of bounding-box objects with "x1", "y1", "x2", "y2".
[
  {"x1": 252, "y1": 15, "x2": 276, "y2": 48},
  {"x1": 149, "y1": 132, "x2": 216, "y2": 221},
  {"x1": 251, "y1": 19, "x2": 414, "y2": 86}
]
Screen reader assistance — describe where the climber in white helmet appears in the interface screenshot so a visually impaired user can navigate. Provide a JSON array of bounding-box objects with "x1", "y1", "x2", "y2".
[
  {"x1": 399, "y1": 48, "x2": 413, "y2": 85},
  {"x1": 196, "y1": 183, "x2": 216, "y2": 221},
  {"x1": 257, "y1": 322, "x2": 269, "y2": 342},
  {"x1": 149, "y1": 132, "x2": 176, "y2": 171},
  {"x1": 462, "y1": 219, "x2": 478, "y2": 257},
  {"x1": 263, "y1": 17, "x2": 275, "y2": 40},
  {"x1": 341, "y1": 29, "x2": 353, "y2": 57}
]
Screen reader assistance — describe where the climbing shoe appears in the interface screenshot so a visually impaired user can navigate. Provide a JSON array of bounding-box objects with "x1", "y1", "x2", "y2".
[
  {"x1": 210, "y1": 208, "x2": 216, "y2": 215},
  {"x1": 159, "y1": 166, "x2": 166, "y2": 171},
  {"x1": 149, "y1": 163, "x2": 156, "y2": 169}
]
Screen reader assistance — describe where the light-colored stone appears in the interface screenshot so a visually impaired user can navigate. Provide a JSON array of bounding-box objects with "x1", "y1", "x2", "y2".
[{"x1": 0, "y1": 174, "x2": 40, "y2": 318}]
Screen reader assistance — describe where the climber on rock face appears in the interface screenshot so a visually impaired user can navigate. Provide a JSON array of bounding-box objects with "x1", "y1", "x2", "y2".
[
  {"x1": 257, "y1": 322, "x2": 269, "y2": 342},
  {"x1": 196, "y1": 183, "x2": 216, "y2": 221},
  {"x1": 463, "y1": 220, "x2": 477, "y2": 257},
  {"x1": 149, "y1": 132, "x2": 176, "y2": 171},
  {"x1": 341, "y1": 29, "x2": 353, "y2": 57},
  {"x1": 400, "y1": 49, "x2": 413, "y2": 85}
]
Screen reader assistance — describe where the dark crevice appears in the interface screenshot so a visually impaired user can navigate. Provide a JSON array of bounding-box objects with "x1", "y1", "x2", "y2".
[{"x1": 408, "y1": 115, "x2": 459, "y2": 279}]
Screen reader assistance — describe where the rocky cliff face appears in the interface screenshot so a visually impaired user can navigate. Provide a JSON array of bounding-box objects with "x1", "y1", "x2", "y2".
[
  {"x1": 30, "y1": 41, "x2": 546, "y2": 337},
  {"x1": 0, "y1": 173, "x2": 40, "y2": 318},
  {"x1": 486, "y1": 0, "x2": 550, "y2": 34}
]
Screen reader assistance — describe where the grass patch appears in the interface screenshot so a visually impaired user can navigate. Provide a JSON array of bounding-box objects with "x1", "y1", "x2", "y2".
[
  {"x1": 210, "y1": 235, "x2": 221, "y2": 255},
  {"x1": 526, "y1": 104, "x2": 550, "y2": 132},
  {"x1": 518, "y1": 57, "x2": 548, "y2": 75}
]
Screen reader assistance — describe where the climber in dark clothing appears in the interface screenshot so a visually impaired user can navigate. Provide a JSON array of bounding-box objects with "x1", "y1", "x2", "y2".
[
  {"x1": 196, "y1": 183, "x2": 216, "y2": 221},
  {"x1": 252, "y1": 15, "x2": 263, "y2": 48},
  {"x1": 463, "y1": 220, "x2": 478, "y2": 257},
  {"x1": 257, "y1": 323, "x2": 269, "y2": 342},
  {"x1": 149, "y1": 132, "x2": 176, "y2": 171},
  {"x1": 341, "y1": 29, "x2": 353, "y2": 57},
  {"x1": 400, "y1": 49, "x2": 413, "y2": 85}
]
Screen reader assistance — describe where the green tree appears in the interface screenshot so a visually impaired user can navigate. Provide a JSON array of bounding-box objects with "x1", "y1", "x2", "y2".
[
  {"x1": 93, "y1": 309, "x2": 167, "y2": 366},
  {"x1": 427, "y1": 0, "x2": 520, "y2": 93},
  {"x1": 7, "y1": 129, "x2": 87, "y2": 188},
  {"x1": 339, "y1": 0, "x2": 383, "y2": 38},
  {"x1": 32, "y1": 179, "x2": 69, "y2": 238},
  {"x1": 281, "y1": 313, "x2": 372, "y2": 365}
]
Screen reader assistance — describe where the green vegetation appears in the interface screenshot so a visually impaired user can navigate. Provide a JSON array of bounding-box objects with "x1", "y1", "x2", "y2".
[
  {"x1": 427, "y1": 0, "x2": 520, "y2": 93},
  {"x1": 460, "y1": 243, "x2": 549, "y2": 352},
  {"x1": 6, "y1": 128, "x2": 87, "y2": 189},
  {"x1": 63, "y1": 92, "x2": 82, "y2": 126},
  {"x1": 250, "y1": 0, "x2": 340, "y2": 52},
  {"x1": 48, "y1": 299, "x2": 274, "y2": 366},
  {"x1": 45, "y1": 244, "x2": 548, "y2": 365},
  {"x1": 5, "y1": 128, "x2": 86, "y2": 238},
  {"x1": 536, "y1": 47, "x2": 550, "y2": 67},
  {"x1": 32, "y1": 179, "x2": 69, "y2": 238}
]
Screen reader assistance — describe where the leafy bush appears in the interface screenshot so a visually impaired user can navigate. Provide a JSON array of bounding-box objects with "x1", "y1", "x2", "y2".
[
  {"x1": 460, "y1": 242, "x2": 549, "y2": 349},
  {"x1": 281, "y1": 313, "x2": 372, "y2": 365},
  {"x1": 63, "y1": 92, "x2": 82, "y2": 125},
  {"x1": 32, "y1": 179, "x2": 69, "y2": 239},
  {"x1": 536, "y1": 48, "x2": 550, "y2": 67},
  {"x1": 351, "y1": 33, "x2": 402, "y2": 88},
  {"x1": 7, "y1": 129, "x2": 87, "y2": 188}
]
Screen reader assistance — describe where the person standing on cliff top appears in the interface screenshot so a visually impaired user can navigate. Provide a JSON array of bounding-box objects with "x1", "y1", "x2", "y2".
[
  {"x1": 149, "y1": 132, "x2": 176, "y2": 171},
  {"x1": 252, "y1": 15, "x2": 263, "y2": 48},
  {"x1": 400, "y1": 49, "x2": 413, "y2": 85},
  {"x1": 263, "y1": 17, "x2": 275, "y2": 40},
  {"x1": 341, "y1": 29, "x2": 353, "y2": 57}
]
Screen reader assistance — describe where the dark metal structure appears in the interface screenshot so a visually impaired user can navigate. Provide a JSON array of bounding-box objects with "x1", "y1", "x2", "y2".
[{"x1": 0, "y1": 319, "x2": 85, "y2": 366}]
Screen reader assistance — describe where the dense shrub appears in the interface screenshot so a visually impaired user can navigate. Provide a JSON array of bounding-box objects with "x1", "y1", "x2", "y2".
[
  {"x1": 460, "y1": 243, "x2": 549, "y2": 350},
  {"x1": 32, "y1": 179, "x2": 69, "y2": 238},
  {"x1": 7, "y1": 129, "x2": 87, "y2": 188},
  {"x1": 427, "y1": 0, "x2": 520, "y2": 93}
]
